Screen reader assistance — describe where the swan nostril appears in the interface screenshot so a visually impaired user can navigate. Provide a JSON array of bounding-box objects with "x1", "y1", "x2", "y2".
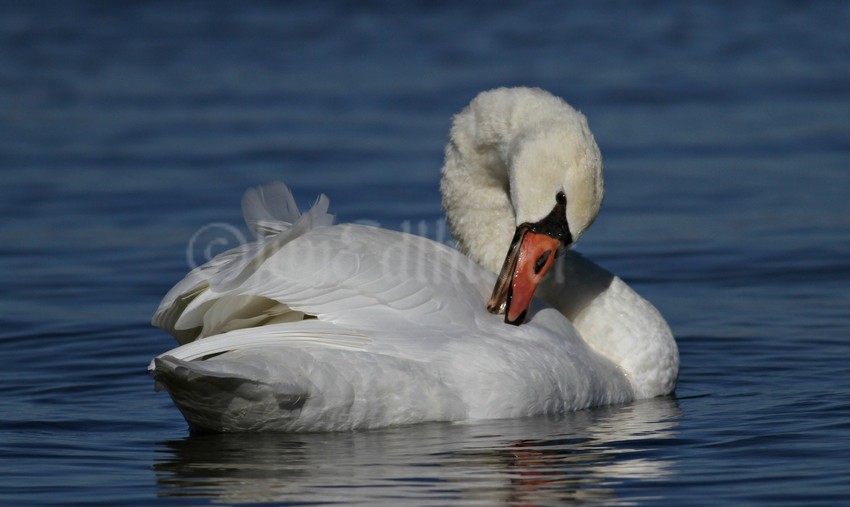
[{"x1": 534, "y1": 250, "x2": 552, "y2": 275}]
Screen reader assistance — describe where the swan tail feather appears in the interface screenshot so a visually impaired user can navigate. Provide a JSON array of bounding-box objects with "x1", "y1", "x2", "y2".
[
  {"x1": 152, "y1": 355, "x2": 310, "y2": 433},
  {"x1": 149, "y1": 329, "x2": 468, "y2": 432}
]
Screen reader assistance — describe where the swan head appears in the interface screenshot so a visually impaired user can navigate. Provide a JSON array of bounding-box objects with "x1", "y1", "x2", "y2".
[
  {"x1": 490, "y1": 121, "x2": 603, "y2": 325},
  {"x1": 441, "y1": 87, "x2": 603, "y2": 325},
  {"x1": 507, "y1": 124, "x2": 603, "y2": 240}
]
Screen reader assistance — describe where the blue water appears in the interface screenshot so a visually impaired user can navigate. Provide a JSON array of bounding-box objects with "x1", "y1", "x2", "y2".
[{"x1": 1, "y1": 1, "x2": 848, "y2": 505}]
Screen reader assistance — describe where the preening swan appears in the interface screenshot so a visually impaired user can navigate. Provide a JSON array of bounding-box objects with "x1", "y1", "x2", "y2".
[{"x1": 150, "y1": 87, "x2": 679, "y2": 433}]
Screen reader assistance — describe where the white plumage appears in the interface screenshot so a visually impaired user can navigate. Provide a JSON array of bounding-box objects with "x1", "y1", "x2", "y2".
[{"x1": 150, "y1": 87, "x2": 678, "y2": 433}]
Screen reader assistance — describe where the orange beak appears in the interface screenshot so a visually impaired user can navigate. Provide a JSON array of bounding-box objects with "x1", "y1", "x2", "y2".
[{"x1": 487, "y1": 225, "x2": 561, "y2": 325}]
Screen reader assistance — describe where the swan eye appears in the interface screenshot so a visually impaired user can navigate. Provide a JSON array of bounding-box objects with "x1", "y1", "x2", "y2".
[{"x1": 556, "y1": 191, "x2": 566, "y2": 205}]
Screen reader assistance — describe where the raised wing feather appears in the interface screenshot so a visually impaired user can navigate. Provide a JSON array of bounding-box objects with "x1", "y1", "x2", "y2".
[{"x1": 241, "y1": 181, "x2": 301, "y2": 238}]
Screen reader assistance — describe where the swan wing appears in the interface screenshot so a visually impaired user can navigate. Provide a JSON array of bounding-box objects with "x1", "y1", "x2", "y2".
[
  {"x1": 152, "y1": 183, "x2": 334, "y2": 343},
  {"x1": 167, "y1": 222, "x2": 493, "y2": 357}
]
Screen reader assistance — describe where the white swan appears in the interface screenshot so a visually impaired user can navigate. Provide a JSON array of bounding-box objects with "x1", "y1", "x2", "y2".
[{"x1": 149, "y1": 87, "x2": 679, "y2": 433}]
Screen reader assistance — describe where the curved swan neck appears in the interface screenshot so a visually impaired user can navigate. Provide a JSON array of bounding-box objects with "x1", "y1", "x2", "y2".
[
  {"x1": 442, "y1": 88, "x2": 562, "y2": 272},
  {"x1": 441, "y1": 87, "x2": 602, "y2": 273},
  {"x1": 440, "y1": 112, "x2": 514, "y2": 273}
]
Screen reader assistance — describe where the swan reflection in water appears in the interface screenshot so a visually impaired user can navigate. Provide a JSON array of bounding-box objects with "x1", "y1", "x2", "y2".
[{"x1": 153, "y1": 397, "x2": 681, "y2": 506}]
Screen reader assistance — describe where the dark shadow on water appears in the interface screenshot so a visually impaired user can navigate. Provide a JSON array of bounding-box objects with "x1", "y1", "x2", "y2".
[{"x1": 153, "y1": 397, "x2": 682, "y2": 506}]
